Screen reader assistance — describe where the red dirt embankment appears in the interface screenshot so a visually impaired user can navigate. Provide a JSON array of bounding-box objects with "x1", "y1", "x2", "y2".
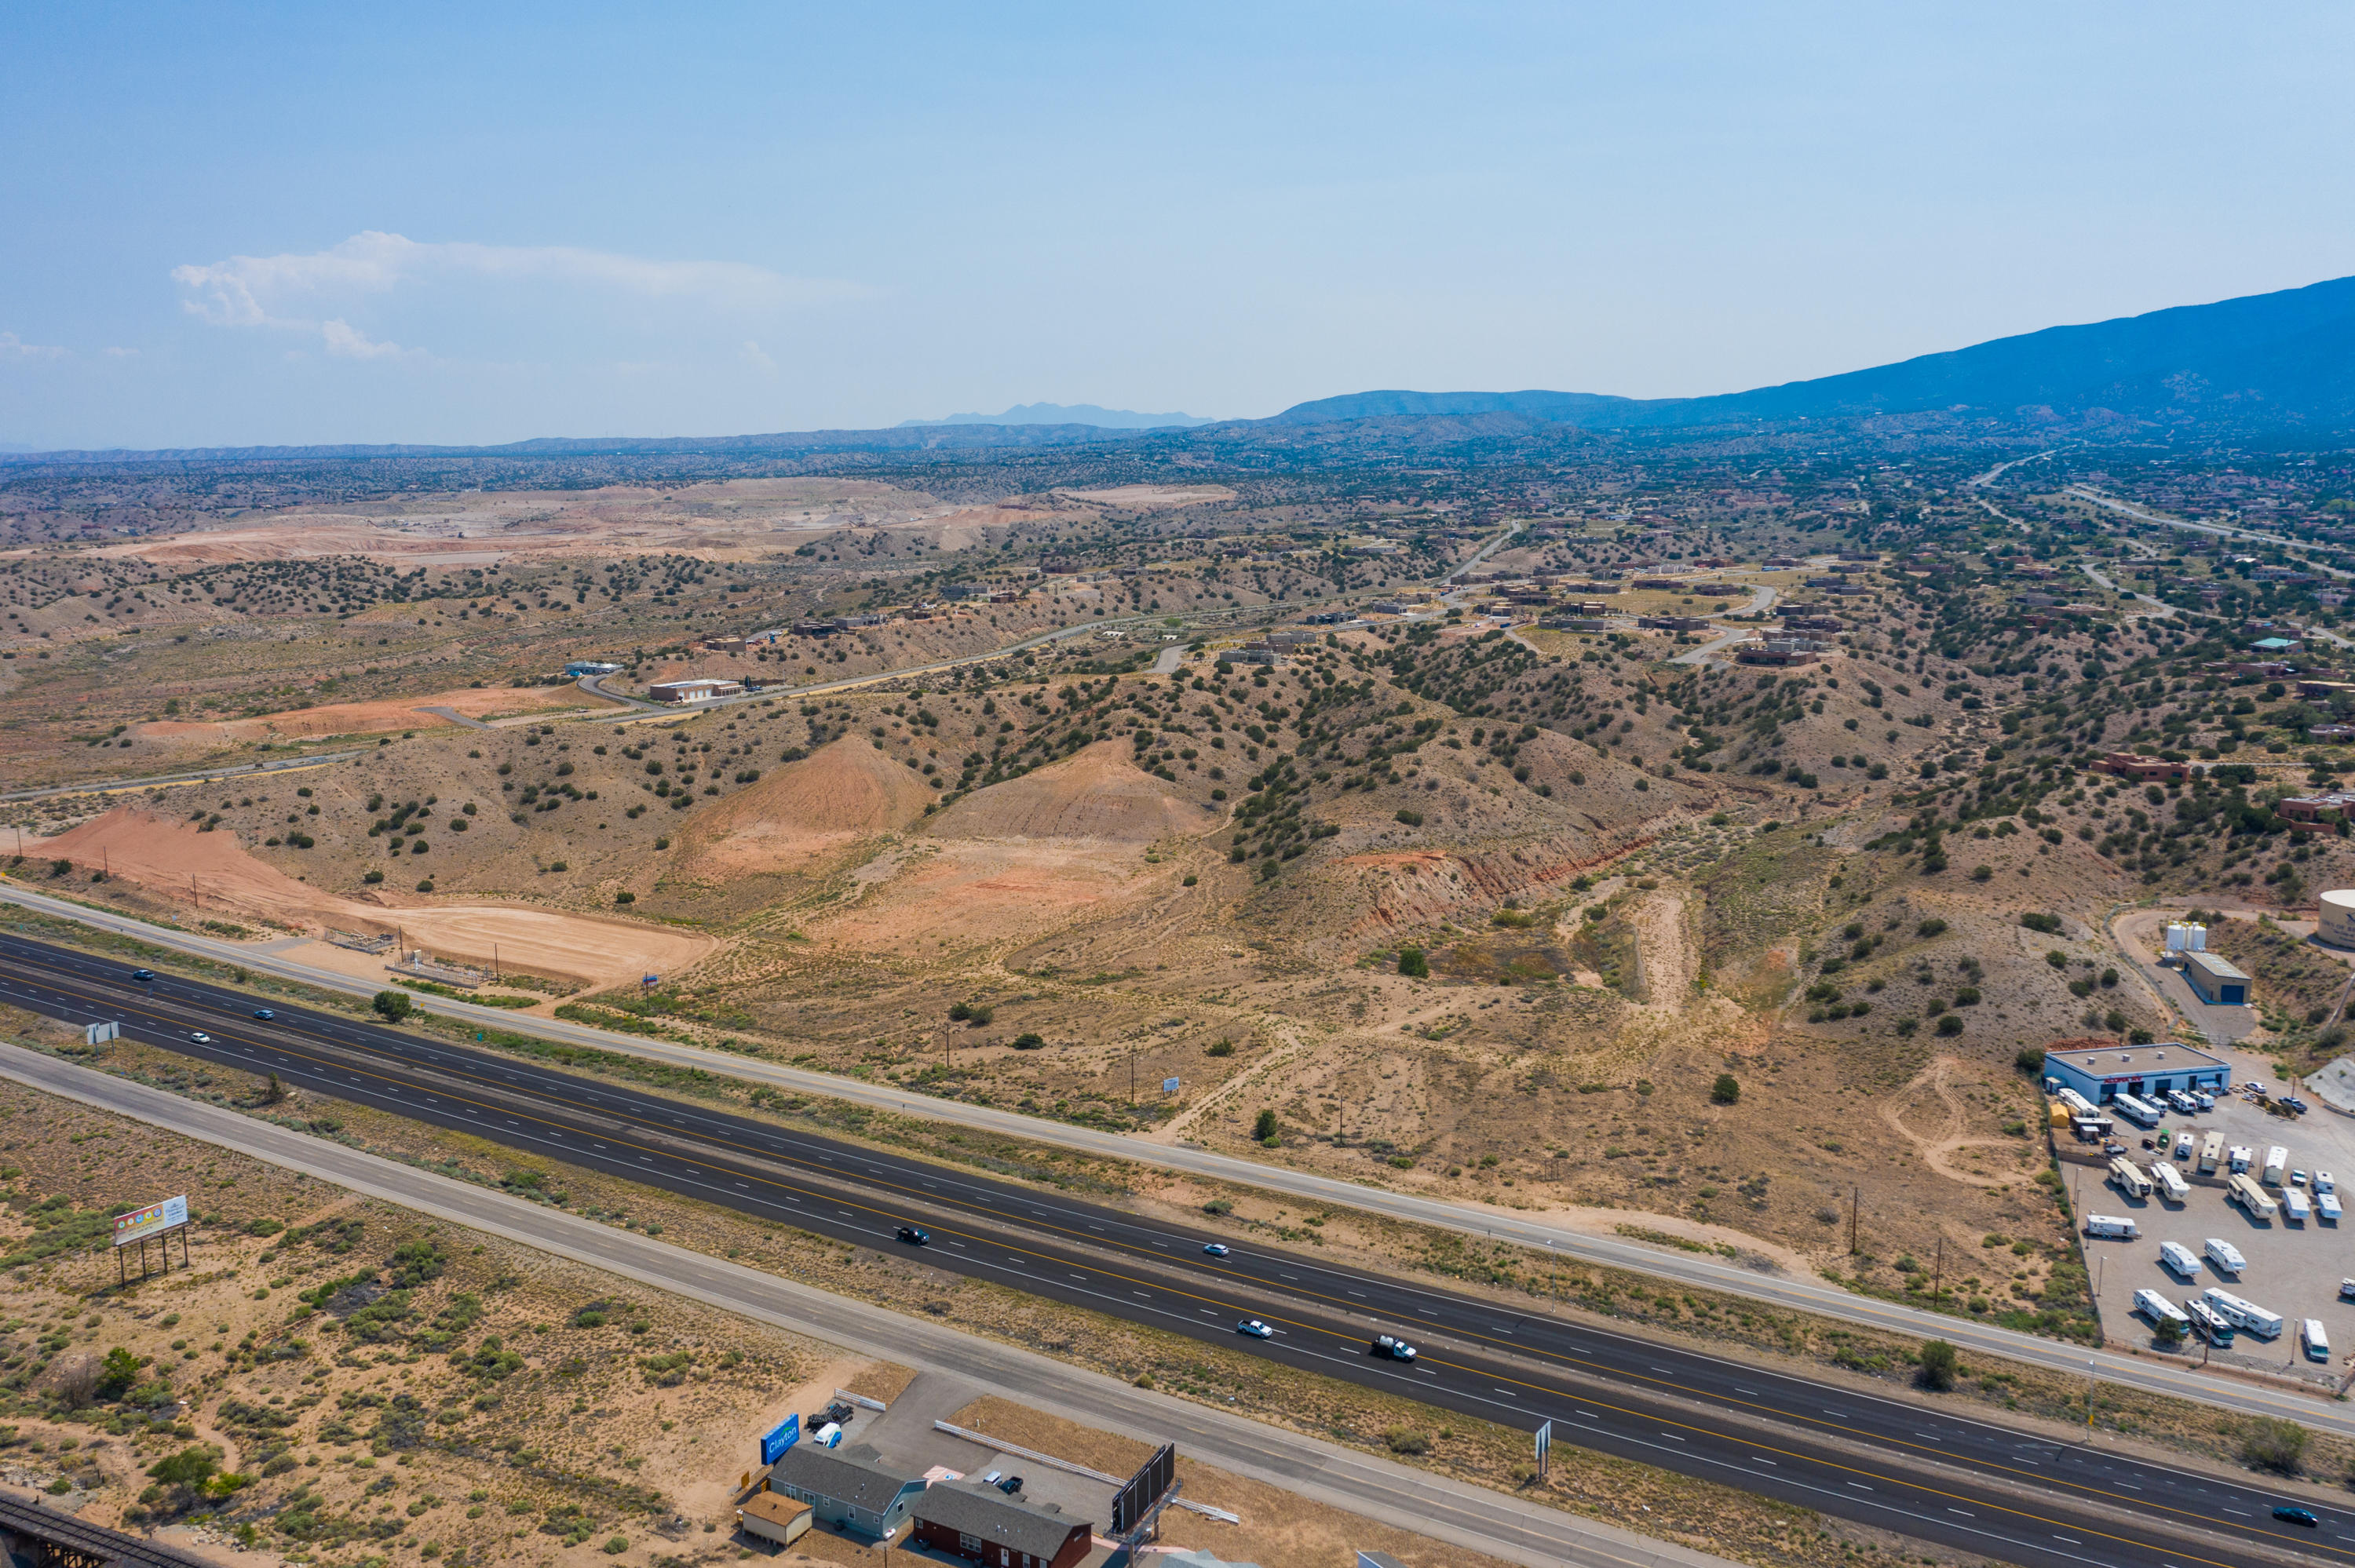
[
  {"x1": 27, "y1": 808, "x2": 714, "y2": 989},
  {"x1": 681, "y1": 737, "x2": 933, "y2": 876},
  {"x1": 926, "y1": 740, "x2": 1220, "y2": 844}
]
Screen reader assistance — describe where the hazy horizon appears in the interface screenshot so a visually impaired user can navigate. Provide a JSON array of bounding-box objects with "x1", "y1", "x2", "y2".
[{"x1": 4, "y1": 3, "x2": 2351, "y2": 451}]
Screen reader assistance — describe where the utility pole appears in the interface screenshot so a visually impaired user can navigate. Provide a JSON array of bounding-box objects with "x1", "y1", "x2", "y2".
[
  {"x1": 1849, "y1": 1184, "x2": 1860, "y2": 1255},
  {"x1": 2086, "y1": 1358, "x2": 2098, "y2": 1434},
  {"x1": 1931, "y1": 1234, "x2": 1943, "y2": 1304}
]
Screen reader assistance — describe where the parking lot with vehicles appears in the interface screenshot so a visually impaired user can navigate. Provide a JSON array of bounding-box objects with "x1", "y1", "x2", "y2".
[{"x1": 2073, "y1": 1077, "x2": 2355, "y2": 1384}]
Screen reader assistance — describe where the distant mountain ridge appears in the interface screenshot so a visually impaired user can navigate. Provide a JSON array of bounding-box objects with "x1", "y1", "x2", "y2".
[
  {"x1": 11, "y1": 274, "x2": 2351, "y2": 463},
  {"x1": 897, "y1": 402, "x2": 1211, "y2": 429},
  {"x1": 1272, "y1": 274, "x2": 2355, "y2": 432}
]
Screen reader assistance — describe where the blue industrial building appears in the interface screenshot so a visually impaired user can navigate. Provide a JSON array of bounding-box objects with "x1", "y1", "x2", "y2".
[{"x1": 2043, "y1": 1042, "x2": 2230, "y2": 1105}]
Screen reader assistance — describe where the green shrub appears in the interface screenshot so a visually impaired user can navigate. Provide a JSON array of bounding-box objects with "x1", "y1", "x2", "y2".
[
  {"x1": 370, "y1": 991, "x2": 412, "y2": 1023},
  {"x1": 1916, "y1": 1340, "x2": 1959, "y2": 1391},
  {"x1": 1252, "y1": 1109, "x2": 1279, "y2": 1143},
  {"x1": 2240, "y1": 1416, "x2": 2309, "y2": 1474},
  {"x1": 2014, "y1": 1046, "x2": 2046, "y2": 1075},
  {"x1": 1397, "y1": 946, "x2": 1429, "y2": 979},
  {"x1": 1710, "y1": 1074, "x2": 1740, "y2": 1105},
  {"x1": 1394, "y1": 809, "x2": 1424, "y2": 826}
]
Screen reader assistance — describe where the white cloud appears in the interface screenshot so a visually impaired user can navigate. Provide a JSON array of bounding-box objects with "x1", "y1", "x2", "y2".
[
  {"x1": 172, "y1": 231, "x2": 865, "y2": 341},
  {"x1": 0, "y1": 332, "x2": 69, "y2": 360},
  {"x1": 101, "y1": 346, "x2": 139, "y2": 358},
  {"x1": 320, "y1": 319, "x2": 417, "y2": 361},
  {"x1": 738, "y1": 338, "x2": 777, "y2": 374}
]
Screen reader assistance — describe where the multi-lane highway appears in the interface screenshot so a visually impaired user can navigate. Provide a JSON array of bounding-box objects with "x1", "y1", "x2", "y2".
[{"x1": 0, "y1": 930, "x2": 2344, "y2": 1568}]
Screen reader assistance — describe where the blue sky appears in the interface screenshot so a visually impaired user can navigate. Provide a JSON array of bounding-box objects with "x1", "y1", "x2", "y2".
[{"x1": 3, "y1": 3, "x2": 2350, "y2": 449}]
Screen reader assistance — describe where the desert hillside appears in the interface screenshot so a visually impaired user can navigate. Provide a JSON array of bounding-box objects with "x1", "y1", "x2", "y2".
[{"x1": 13, "y1": 441, "x2": 2355, "y2": 1330}]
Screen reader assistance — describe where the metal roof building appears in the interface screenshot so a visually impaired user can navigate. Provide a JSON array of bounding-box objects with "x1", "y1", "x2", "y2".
[
  {"x1": 2043, "y1": 1042, "x2": 2231, "y2": 1106},
  {"x1": 2180, "y1": 950, "x2": 2251, "y2": 1006}
]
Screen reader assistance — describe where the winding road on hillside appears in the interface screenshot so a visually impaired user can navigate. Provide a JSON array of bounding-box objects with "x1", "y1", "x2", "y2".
[
  {"x1": 0, "y1": 749, "x2": 367, "y2": 807},
  {"x1": 0, "y1": 934, "x2": 2346, "y2": 1568}
]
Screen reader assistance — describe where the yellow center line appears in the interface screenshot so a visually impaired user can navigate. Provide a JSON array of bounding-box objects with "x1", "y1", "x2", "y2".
[{"x1": 29, "y1": 962, "x2": 2342, "y2": 1559}]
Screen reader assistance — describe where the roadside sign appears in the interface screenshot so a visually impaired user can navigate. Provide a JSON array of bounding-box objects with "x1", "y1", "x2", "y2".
[
  {"x1": 759, "y1": 1413, "x2": 800, "y2": 1465},
  {"x1": 1163, "y1": 1078, "x2": 1181, "y2": 1096},
  {"x1": 1535, "y1": 1419, "x2": 1551, "y2": 1480},
  {"x1": 113, "y1": 1195, "x2": 188, "y2": 1249}
]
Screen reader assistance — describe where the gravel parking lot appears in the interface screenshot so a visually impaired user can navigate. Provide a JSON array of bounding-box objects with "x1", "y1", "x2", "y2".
[{"x1": 2075, "y1": 1084, "x2": 2355, "y2": 1386}]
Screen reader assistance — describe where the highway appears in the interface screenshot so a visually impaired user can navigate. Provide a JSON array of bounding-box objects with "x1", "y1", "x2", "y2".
[
  {"x1": 0, "y1": 932, "x2": 2344, "y2": 1568},
  {"x1": 7, "y1": 877, "x2": 2352, "y2": 1452}
]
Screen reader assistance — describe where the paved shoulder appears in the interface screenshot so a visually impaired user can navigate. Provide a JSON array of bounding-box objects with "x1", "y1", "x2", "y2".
[{"x1": 0, "y1": 1044, "x2": 1731, "y2": 1568}]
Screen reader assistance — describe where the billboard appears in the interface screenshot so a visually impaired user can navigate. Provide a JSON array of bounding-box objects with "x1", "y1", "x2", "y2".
[
  {"x1": 1108, "y1": 1442, "x2": 1176, "y2": 1534},
  {"x1": 759, "y1": 1413, "x2": 800, "y2": 1465},
  {"x1": 113, "y1": 1195, "x2": 188, "y2": 1249}
]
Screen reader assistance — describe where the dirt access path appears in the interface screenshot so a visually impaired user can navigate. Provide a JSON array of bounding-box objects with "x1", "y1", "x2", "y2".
[
  {"x1": 1148, "y1": 1028, "x2": 1306, "y2": 1147},
  {"x1": 1627, "y1": 889, "x2": 1696, "y2": 1009},
  {"x1": 1879, "y1": 1056, "x2": 2029, "y2": 1190}
]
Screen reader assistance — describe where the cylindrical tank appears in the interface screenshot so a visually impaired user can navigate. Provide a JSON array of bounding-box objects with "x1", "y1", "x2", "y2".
[{"x1": 2320, "y1": 891, "x2": 2355, "y2": 950}]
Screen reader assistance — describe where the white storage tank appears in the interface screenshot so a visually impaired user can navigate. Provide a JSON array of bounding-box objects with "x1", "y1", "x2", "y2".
[
  {"x1": 2322, "y1": 891, "x2": 2355, "y2": 950},
  {"x1": 2166, "y1": 921, "x2": 2209, "y2": 954}
]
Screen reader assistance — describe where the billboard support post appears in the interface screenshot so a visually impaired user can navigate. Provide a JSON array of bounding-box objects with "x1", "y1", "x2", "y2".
[{"x1": 1109, "y1": 1442, "x2": 1178, "y2": 1546}]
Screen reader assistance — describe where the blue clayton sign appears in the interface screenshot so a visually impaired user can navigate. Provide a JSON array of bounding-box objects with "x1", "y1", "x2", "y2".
[{"x1": 760, "y1": 1413, "x2": 800, "y2": 1465}]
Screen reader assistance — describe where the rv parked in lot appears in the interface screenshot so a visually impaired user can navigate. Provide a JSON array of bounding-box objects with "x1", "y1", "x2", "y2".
[
  {"x1": 2285, "y1": 1188, "x2": 2313, "y2": 1224},
  {"x1": 2109, "y1": 1158, "x2": 2152, "y2": 1198},
  {"x1": 2203, "y1": 1287, "x2": 2284, "y2": 1340},
  {"x1": 2152, "y1": 1162, "x2": 2190, "y2": 1203},
  {"x1": 2134, "y1": 1288, "x2": 2190, "y2": 1329},
  {"x1": 2052, "y1": 1085, "x2": 2099, "y2": 1119},
  {"x1": 2204, "y1": 1238, "x2": 2247, "y2": 1275},
  {"x1": 2263, "y1": 1146, "x2": 2290, "y2": 1185},
  {"x1": 2321, "y1": 1191, "x2": 2343, "y2": 1223},
  {"x1": 2229, "y1": 1145, "x2": 2254, "y2": 1174},
  {"x1": 2159, "y1": 1241, "x2": 2202, "y2": 1278},
  {"x1": 2186, "y1": 1298, "x2": 2236, "y2": 1347},
  {"x1": 2306, "y1": 1320, "x2": 2332, "y2": 1362},
  {"x1": 2228, "y1": 1172, "x2": 2280, "y2": 1220},
  {"x1": 2197, "y1": 1131, "x2": 2224, "y2": 1175},
  {"x1": 2112, "y1": 1094, "x2": 2163, "y2": 1128},
  {"x1": 2167, "y1": 1090, "x2": 2201, "y2": 1115},
  {"x1": 2084, "y1": 1214, "x2": 2139, "y2": 1240}
]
